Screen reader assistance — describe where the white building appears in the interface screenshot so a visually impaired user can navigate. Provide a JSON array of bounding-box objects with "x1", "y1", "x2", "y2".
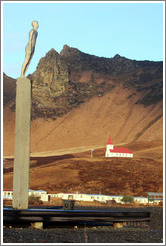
[
  {"x1": 3, "y1": 189, "x2": 13, "y2": 200},
  {"x1": 3, "y1": 189, "x2": 47, "y2": 200},
  {"x1": 4, "y1": 189, "x2": 161, "y2": 205},
  {"x1": 32, "y1": 190, "x2": 47, "y2": 197},
  {"x1": 54, "y1": 193, "x2": 110, "y2": 203},
  {"x1": 45, "y1": 192, "x2": 151, "y2": 205},
  {"x1": 133, "y1": 196, "x2": 148, "y2": 204},
  {"x1": 105, "y1": 136, "x2": 133, "y2": 158}
]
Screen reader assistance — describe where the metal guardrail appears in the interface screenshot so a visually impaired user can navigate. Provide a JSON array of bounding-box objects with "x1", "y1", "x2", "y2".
[{"x1": 3, "y1": 207, "x2": 150, "y2": 224}]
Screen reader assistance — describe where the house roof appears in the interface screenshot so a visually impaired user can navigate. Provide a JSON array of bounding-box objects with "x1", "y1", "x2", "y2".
[
  {"x1": 89, "y1": 194, "x2": 124, "y2": 198},
  {"x1": 106, "y1": 136, "x2": 133, "y2": 154},
  {"x1": 36, "y1": 190, "x2": 47, "y2": 192},
  {"x1": 3, "y1": 189, "x2": 36, "y2": 192},
  {"x1": 133, "y1": 197, "x2": 148, "y2": 199},
  {"x1": 107, "y1": 136, "x2": 113, "y2": 145},
  {"x1": 109, "y1": 147, "x2": 133, "y2": 154}
]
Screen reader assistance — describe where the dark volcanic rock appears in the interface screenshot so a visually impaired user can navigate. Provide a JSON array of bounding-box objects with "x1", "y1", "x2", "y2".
[
  {"x1": 3, "y1": 45, "x2": 163, "y2": 119},
  {"x1": 3, "y1": 73, "x2": 16, "y2": 107}
]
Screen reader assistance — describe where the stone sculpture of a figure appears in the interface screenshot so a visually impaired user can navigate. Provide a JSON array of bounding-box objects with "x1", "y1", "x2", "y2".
[{"x1": 20, "y1": 21, "x2": 39, "y2": 78}]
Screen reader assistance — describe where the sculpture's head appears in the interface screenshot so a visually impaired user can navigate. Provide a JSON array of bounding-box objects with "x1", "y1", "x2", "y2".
[{"x1": 32, "y1": 21, "x2": 39, "y2": 30}]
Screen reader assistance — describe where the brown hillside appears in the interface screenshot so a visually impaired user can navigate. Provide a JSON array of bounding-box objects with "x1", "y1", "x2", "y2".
[
  {"x1": 3, "y1": 140, "x2": 163, "y2": 197},
  {"x1": 3, "y1": 84, "x2": 162, "y2": 156}
]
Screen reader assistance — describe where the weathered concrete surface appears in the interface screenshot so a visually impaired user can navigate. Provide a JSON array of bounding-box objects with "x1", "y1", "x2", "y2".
[
  {"x1": 12, "y1": 78, "x2": 31, "y2": 209},
  {"x1": 31, "y1": 222, "x2": 43, "y2": 230},
  {"x1": 113, "y1": 222, "x2": 124, "y2": 229}
]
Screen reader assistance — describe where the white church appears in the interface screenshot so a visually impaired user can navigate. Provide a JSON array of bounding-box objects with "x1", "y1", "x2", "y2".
[{"x1": 105, "y1": 136, "x2": 133, "y2": 158}]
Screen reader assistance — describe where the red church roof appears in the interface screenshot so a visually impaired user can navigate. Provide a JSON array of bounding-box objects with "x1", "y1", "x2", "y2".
[
  {"x1": 109, "y1": 147, "x2": 133, "y2": 154},
  {"x1": 106, "y1": 136, "x2": 133, "y2": 154},
  {"x1": 107, "y1": 136, "x2": 113, "y2": 145}
]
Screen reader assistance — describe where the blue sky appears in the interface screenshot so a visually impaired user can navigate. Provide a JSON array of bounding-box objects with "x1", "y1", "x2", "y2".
[{"x1": 2, "y1": 1, "x2": 164, "y2": 79}]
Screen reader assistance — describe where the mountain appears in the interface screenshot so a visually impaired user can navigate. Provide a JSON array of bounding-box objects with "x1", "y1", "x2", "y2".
[
  {"x1": 3, "y1": 45, "x2": 163, "y2": 156},
  {"x1": 3, "y1": 73, "x2": 16, "y2": 107},
  {"x1": 30, "y1": 45, "x2": 163, "y2": 119}
]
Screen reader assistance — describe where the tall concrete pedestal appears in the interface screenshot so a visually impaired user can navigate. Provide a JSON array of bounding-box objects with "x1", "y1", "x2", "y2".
[{"x1": 12, "y1": 78, "x2": 31, "y2": 209}]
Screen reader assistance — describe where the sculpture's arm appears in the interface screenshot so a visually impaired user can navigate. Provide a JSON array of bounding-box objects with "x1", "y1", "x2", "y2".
[{"x1": 28, "y1": 29, "x2": 34, "y2": 50}]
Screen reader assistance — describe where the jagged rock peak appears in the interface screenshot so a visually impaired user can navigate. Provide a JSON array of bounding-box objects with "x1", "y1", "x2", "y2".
[
  {"x1": 113, "y1": 54, "x2": 121, "y2": 59},
  {"x1": 60, "y1": 44, "x2": 82, "y2": 57},
  {"x1": 45, "y1": 48, "x2": 59, "y2": 57},
  {"x1": 113, "y1": 54, "x2": 129, "y2": 61},
  {"x1": 36, "y1": 48, "x2": 60, "y2": 70}
]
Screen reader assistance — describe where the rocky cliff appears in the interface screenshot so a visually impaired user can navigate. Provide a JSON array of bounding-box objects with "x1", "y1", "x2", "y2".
[
  {"x1": 3, "y1": 45, "x2": 163, "y2": 155},
  {"x1": 29, "y1": 45, "x2": 163, "y2": 119},
  {"x1": 4, "y1": 45, "x2": 163, "y2": 120}
]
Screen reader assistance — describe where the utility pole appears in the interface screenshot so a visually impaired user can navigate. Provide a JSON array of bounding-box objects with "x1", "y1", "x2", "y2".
[{"x1": 91, "y1": 148, "x2": 94, "y2": 158}]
